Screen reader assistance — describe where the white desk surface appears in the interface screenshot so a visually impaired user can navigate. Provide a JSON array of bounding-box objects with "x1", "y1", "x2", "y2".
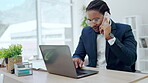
[
  {"x1": 136, "y1": 76, "x2": 148, "y2": 83},
  {"x1": 0, "y1": 67, "x2": 148, "y2": 83}
]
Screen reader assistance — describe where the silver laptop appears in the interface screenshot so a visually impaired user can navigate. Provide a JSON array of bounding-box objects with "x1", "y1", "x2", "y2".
[{"x1": 39, "y1": 45, "x2": 98, "y2": 79}]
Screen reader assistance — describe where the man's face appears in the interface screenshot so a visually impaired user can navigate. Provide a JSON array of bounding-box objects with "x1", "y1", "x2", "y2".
[{"x1": 86, "y1": 10, "x2": 104, "y2": 32}]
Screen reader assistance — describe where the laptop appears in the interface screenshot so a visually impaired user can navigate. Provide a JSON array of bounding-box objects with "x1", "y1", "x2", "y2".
[{"x1": 39, "y1": 45, "x2": 98, "y2": 79}]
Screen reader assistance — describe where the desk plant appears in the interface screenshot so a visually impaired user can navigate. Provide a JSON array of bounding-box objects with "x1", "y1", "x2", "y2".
[{"x1": 0, "y1": 44, "x2": 22, "y2": 73}]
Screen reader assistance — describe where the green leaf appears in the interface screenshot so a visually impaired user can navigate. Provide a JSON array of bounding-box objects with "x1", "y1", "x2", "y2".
[
  {"x1": 81, "y1": 5, "x2": 89, "y2": 28},
  {"x1": 0, "y1": 44, "x2": 22, "y2": 59}
]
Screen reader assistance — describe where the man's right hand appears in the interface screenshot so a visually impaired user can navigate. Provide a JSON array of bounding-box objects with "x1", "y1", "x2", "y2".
[{"x1": 73, "y1": 58, "x2": 84, "y2": 68}]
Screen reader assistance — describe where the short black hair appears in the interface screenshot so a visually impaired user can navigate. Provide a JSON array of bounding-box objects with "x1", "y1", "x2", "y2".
[{"x1": 86, "y1": 0, "x2": 111, "y2": 15}]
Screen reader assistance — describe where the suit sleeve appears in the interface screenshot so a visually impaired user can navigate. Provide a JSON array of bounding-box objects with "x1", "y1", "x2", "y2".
[
  {"x1": 110, "y1": 25, "x2": 137, "y2": 66},
  {"x1": 72, "y1": 30, "x2": 86, "y2": 61}
]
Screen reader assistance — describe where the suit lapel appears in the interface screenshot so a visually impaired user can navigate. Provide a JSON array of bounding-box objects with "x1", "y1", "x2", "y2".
[
  {"x1": 92, "y1": 31, "x2": 97, "y2": 60},
  {"x1": 105, "y1": 20, "x2": 117, "y2": 63}
]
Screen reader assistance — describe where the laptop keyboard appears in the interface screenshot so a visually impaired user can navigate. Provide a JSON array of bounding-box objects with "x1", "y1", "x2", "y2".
[{"x1": 76, "y1": 68, "x2": 87, "y2": 76}]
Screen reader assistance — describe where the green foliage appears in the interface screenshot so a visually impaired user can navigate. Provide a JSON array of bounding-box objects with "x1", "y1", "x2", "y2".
[
  {"x1": 0, "y1": 44, "x2": 22, "y2": 59},
  {"x1": 0, "y1": 48, "x2": 8, "y2": 59},
  {"x1": 81, "y1": 5, "x2": 89, "y2": 28},
  {"x1": 81, "y1": 16, "x2": 89, "y2": 28}
]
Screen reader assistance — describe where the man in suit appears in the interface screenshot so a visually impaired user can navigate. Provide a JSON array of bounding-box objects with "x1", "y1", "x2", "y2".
[{"x1": 73, "y1": 0, "x2": 137, "y2": 72}]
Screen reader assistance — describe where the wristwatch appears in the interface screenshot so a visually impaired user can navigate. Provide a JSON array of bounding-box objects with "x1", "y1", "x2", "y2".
[{"x1": 109, "y1": 33, "x2": 114, "y2": 38}]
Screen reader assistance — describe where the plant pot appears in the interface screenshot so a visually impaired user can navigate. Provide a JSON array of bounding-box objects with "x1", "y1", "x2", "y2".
[{"x1": 6, "y1": 56, "x2": 22, "y2": 73}]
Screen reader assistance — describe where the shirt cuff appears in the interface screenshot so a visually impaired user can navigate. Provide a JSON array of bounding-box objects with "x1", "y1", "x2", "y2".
[{"x1": 108, "y1": 37, "x2": 116, "y2": 45}]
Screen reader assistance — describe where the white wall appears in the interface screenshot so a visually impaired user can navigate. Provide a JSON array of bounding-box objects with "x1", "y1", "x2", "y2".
[
  {"x1": 105, "y1": 0, "x2": 148, "y2": 24},
  {"x1": 72, "y1": 0, "x2": 85, "y2": 51},
  {"x1": 85, "y1": 0, "x2": 148, "y2": 23}
]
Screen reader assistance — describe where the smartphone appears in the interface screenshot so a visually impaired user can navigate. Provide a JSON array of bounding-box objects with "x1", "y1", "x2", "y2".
[
  {"x1": 100, "y1": 12, "x2": 111, "y2": 34},
  {"x1": 104, "y1": 12, "x2": 110, "y2": 23}
]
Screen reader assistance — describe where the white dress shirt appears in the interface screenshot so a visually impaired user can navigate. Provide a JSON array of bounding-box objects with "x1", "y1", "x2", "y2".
[
  {"x1": 97, "y1": 20, "x2": 116, "y2": 68},
  {"x1": 96, "y1": 34, "x2": 107, "y2": 68}
]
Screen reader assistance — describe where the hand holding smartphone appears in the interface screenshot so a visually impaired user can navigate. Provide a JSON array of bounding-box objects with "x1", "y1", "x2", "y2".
[{"x1": 100, "y1": 11, "x2": 111, "y2": 34}]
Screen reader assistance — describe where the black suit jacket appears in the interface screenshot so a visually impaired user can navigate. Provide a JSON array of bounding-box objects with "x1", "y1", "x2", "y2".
[{"x1": 73, "y1": 21, "x2": 137, "y2": 72}]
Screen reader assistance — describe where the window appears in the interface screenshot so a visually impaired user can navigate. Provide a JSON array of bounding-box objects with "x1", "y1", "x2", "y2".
[
  {"x1": 40, "y1": 0, "x2": 73, "y2": 55},
  {"x1": 0, "y1": 0, "x2": 73, "y2": 64},
  {"x1": 0, "y1": 0, "x2": 37, "y2": 61}
]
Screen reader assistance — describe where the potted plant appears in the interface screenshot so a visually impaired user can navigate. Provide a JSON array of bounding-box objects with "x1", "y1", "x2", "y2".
[{"x1": 0, "y1": 44, "x2": 22, "y2": 73}]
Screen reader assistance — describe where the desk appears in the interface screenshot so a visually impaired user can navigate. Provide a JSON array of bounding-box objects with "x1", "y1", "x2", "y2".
[
  {"x1": 135, "y1": 76, "x2": 148, "y2": 83},
  {"x1": 0, "y1": 68, "x2": 148, "y2": 83}
]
